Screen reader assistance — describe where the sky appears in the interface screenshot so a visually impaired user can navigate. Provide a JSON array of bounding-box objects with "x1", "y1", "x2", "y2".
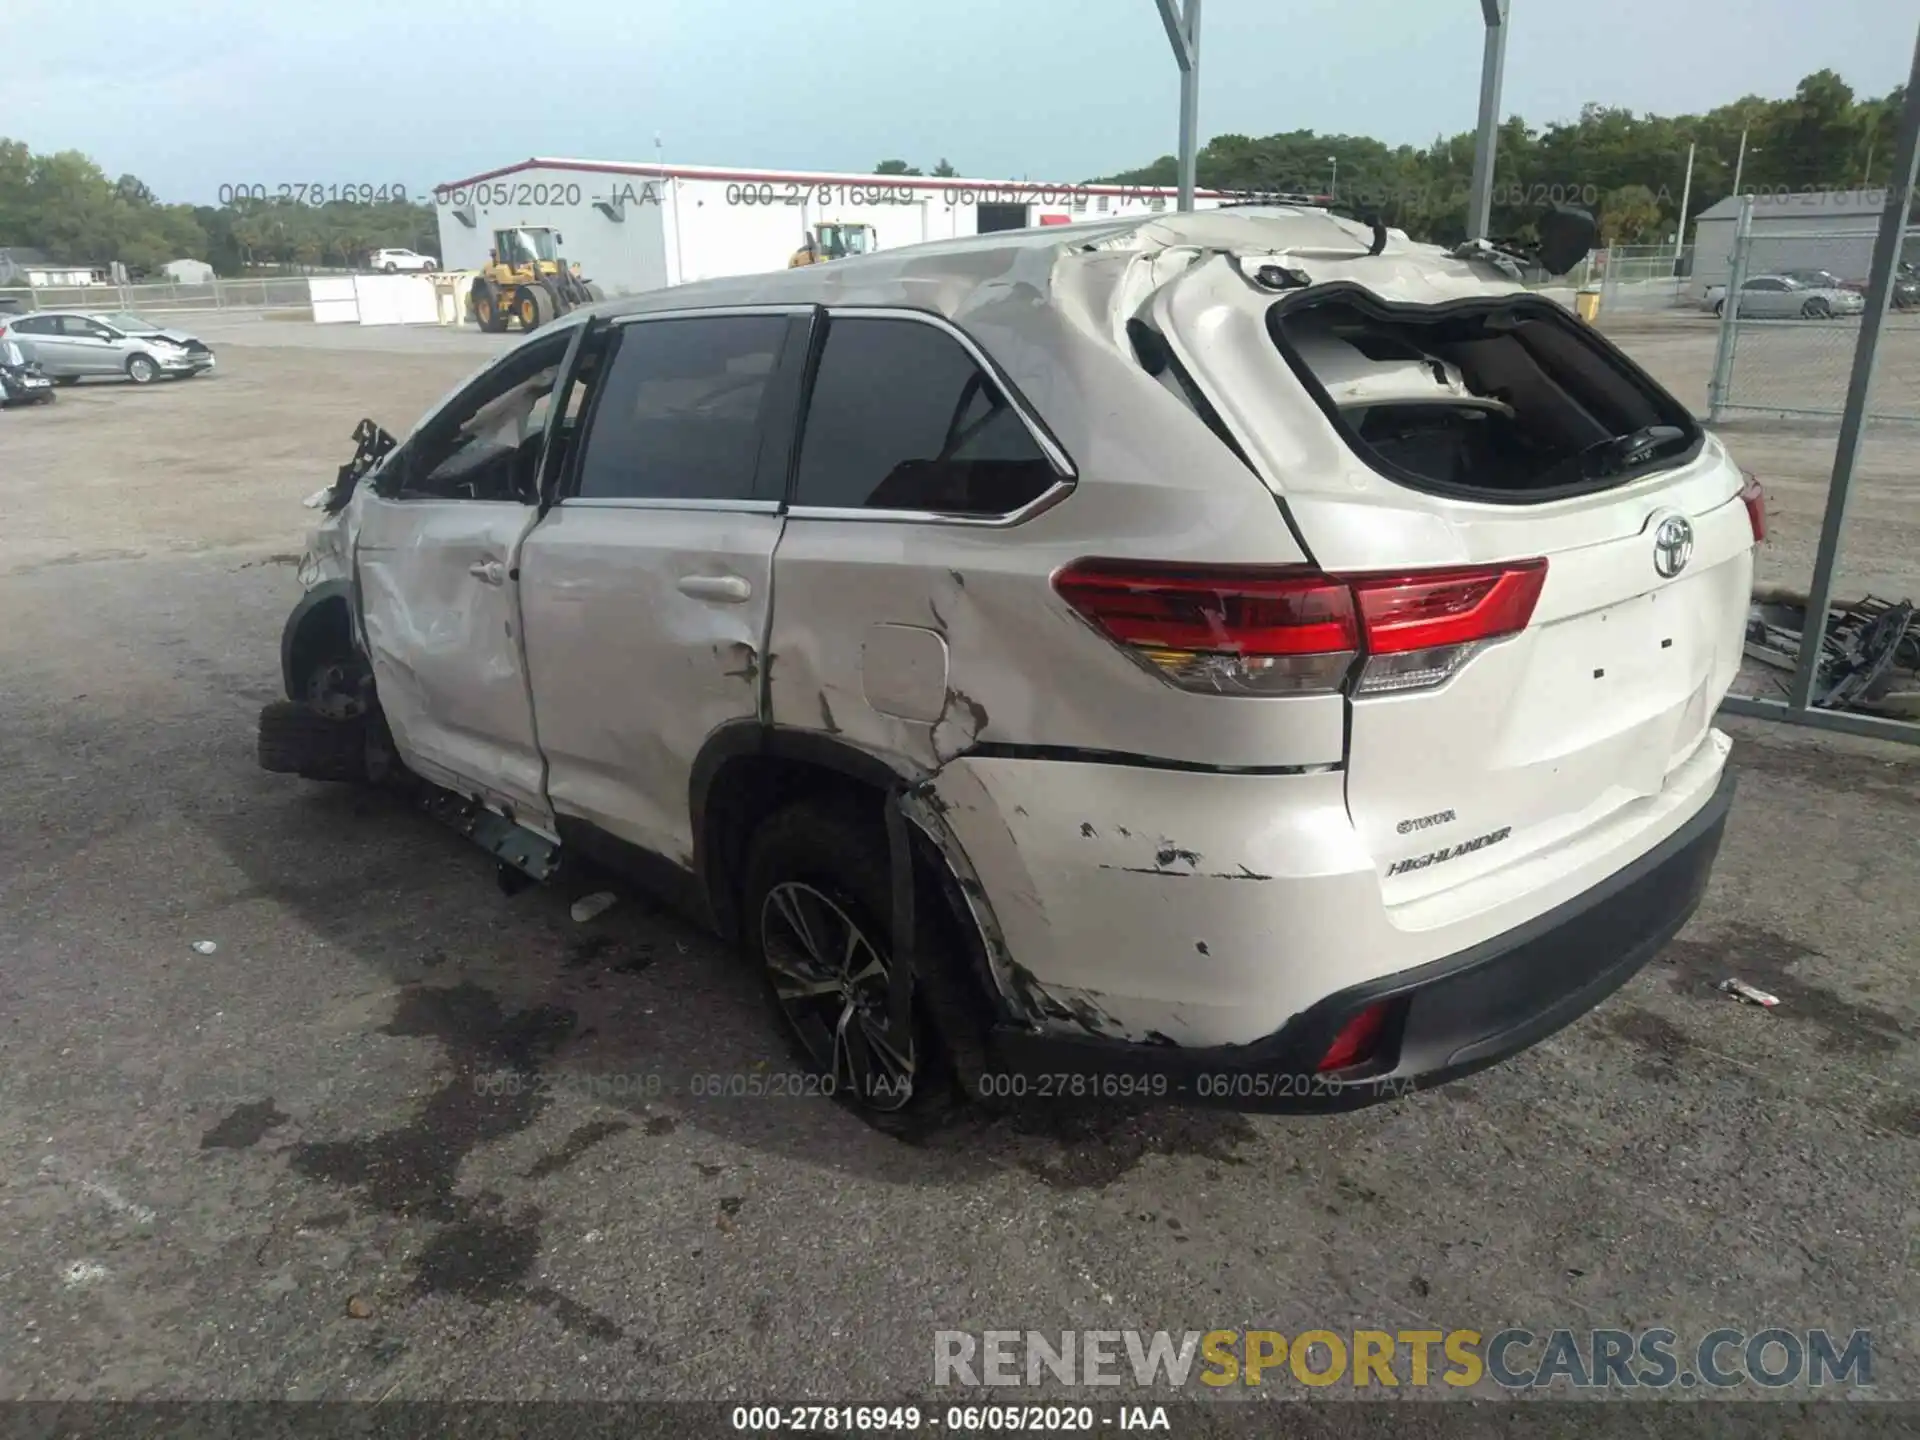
[{"x1": 7, "y1": 0, "x2": 1916, "y2": 205}]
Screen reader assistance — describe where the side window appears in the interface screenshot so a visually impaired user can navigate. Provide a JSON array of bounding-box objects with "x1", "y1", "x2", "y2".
[
  {"x1": 398, "y1": 333, "x2": 573, "y2": 502},
  {"x1": 11, "y1": 315, "x2": 53, "y2": 335},
  {"x1": 791, "y1": 316, "x2": 1059, "y2": 517},
  {"x1": 572, "y1": 315, "x2": 788, "y2": 502}
]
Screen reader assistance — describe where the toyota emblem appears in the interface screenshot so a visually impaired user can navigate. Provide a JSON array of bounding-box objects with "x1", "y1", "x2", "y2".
[{"x1": 1652, "y1": 515, "x2": 1694, "y2": 578}]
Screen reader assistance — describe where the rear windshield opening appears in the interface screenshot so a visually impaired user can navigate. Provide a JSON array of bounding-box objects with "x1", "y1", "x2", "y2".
[{"x1": 1270, "y1": 291, "x2": 1701, "y2": 502}]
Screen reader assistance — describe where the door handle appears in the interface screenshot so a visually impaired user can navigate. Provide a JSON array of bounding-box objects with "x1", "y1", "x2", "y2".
[
  {"x1": 677, "y1": 574, "x2": 753, "y2": 603},
  {"x1": 469, "y1": 559, "x2": 508, "y2": 585}
]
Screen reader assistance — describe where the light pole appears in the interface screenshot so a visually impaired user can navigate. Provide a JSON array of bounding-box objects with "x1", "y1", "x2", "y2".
[
  {"x1": 1675, "y1": 140, "x2": 1696, "y2": 264},
  {"x1": 1327, "y1": 155, "x2": 1338, "y2": 200},
  {"x1": 1153, "y1": 0, "x2": 1202, "y2": 212},
  {"x1": 1732, "y1": 125, "x2": 1755, "y2": 196}
]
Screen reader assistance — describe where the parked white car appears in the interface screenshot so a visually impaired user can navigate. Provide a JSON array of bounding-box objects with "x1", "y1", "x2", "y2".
[
  {"x1": 1704, "y1": 274, "x2": 1865, "y2": 318},
  {"x1": 260, "y1": 208, "x2": 1758, "y2": 1132},
  {"x1": 369, "y1": 248, "x2": 438, "y2": 274}
]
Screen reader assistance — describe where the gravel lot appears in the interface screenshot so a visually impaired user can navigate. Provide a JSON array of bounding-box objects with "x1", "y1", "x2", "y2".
[{"x1": 1, "y1": 319, "x2": 1916, "y2": 1407}]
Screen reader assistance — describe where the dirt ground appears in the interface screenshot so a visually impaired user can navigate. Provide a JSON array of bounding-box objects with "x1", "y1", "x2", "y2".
[{"x1": 1, "y1": 318, "x2": 1917, "y2": 1408}]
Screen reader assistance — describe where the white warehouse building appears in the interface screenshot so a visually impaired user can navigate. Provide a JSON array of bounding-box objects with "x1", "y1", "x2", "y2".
[
  {"x1": 432, "y1": 158, "x2": 1290, "y2": 296},
  {"x1": 1688, "y1": 189, "x2": 1920, "y2": 297}
]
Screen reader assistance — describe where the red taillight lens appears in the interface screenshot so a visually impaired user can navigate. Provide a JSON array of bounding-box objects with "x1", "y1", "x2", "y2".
[
  {"x1": 1739, "y1": 471, "x2": 1767, "y2": 545},
  {"x1": 1317, "y1": 999, "x2": 1396, "y2": 1073},
  {"x1": 1051, "y1": 561, "x2": 1359, "y2": 695},
  {"x1": 1347, "y1": 560, "x2": 1547, "y2": 695},
  {"x1": 1054, "y1": 558, "x2": 1546, "y2": 697}
]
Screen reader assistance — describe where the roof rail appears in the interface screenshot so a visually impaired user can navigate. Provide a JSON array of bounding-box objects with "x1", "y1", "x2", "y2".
[{"x1": 1213, "y1": 192, "x2": 1331, "y2": 209}]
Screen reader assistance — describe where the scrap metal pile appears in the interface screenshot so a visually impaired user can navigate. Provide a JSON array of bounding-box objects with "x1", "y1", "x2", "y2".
[{"x1": 1746, "y1": 591, "x2": 1920, "y2": 717}]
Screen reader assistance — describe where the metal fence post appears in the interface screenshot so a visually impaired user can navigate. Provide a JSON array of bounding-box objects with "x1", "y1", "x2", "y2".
[
  {"x1": 1706, "y1": 195, "x2": 1754, "y2": 422},
  {"x1": 1785, "y1": 23, "x2": 1920, "y2": 714}
]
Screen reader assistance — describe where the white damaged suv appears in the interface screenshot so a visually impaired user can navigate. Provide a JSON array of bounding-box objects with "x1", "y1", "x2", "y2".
[{"x1": 260, "y1": 207, "x2": 1760, "y2": 1131}]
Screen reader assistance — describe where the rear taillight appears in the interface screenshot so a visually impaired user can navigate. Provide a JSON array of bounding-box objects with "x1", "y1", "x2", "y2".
[
  {"x1": 1739, "y1": 471, "x2": 1767, "y2": 545},
  {"x1": 1052, "y1": 558, "x2": 1546, "y2": 697},
  {"x1": 1347, "y1": 561, "x2": 1547, "y2": 695},
  {"x1": 1050, "y1": 562, "x2": 1359, "y2": 695}
]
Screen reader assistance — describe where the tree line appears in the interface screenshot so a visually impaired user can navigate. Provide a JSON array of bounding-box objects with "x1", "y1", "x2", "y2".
[
  {"x1": 0, "y1": 140, "x2": 437, "y2": 278},
  {"x1": 1084, "y1": 70, "x2": 1911, "y2": 246}
]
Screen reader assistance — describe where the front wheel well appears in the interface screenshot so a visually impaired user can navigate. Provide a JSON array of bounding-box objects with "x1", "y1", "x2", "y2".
[{"x1": 282, "y1": 591, "x2": 357, "y2": 701}]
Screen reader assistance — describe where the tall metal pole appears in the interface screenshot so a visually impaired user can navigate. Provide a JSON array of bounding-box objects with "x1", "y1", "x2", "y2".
[
  {"x1": 1467, "y1": 0, "x2": 1511, "y2": 240},
  {"x1": 1154, "y1": 0, "x2": 1202, "y2": 212},
  {"x1": 1732, "y1": 125, "x2": 1750, "y2": 197},
  {"x1": 1675, "y1": 140, "x2": 1695, "y2": 263},
  {"x1": 1787, "y1": 22, "x2": 1920, "y2": 712}
]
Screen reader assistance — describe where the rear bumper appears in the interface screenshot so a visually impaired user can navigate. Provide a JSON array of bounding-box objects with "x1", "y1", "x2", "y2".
[{"x1": 986, "y1": 766, "x2": 1734, "y2": 1113}]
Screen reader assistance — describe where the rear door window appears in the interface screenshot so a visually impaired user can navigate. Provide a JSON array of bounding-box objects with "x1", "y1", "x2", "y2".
[
  {"x1": 791, "y1": 315, "x2": 1061, "y2": 517},
  {"x1": 571, "y1": 315, "x2": 793, "y2": 503}
]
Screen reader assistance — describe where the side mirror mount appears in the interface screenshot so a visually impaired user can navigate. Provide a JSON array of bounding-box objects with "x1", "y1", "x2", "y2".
[
  {"x1": 1537, "y1": 204, "x2": 1598, "y2": 278},
  {"x1": 554, "y1": 233, "x2": 564, "y2": 246}
]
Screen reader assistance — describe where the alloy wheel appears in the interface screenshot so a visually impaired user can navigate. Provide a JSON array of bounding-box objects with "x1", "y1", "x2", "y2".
[{"x1": 760, "y1": 881, "x2": 916, "y2": 1111}]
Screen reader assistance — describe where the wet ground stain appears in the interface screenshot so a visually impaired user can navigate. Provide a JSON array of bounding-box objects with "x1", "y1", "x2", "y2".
[
  {"x1": 1658, "y1": 922, "x2": 1908, "y2": 1054},
  {"x1": 279, "y1": 981, "x2": 630, "y2": 1344},
  {"x1": 1606, "y1": 1005, "x2": 1706, "y2": 1082},
  {"x1": 200, "y1": 1098, "x2": 288, "y2": 1150},
  {"x1": 526, "y1": 1119, "x2": 631, "y2": 1181}
]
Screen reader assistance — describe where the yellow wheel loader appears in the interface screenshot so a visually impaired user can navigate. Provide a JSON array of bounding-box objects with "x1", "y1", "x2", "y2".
[
  {"x1": 468, "y1": 226, "x2": 605, "y2": 333},
  {"x1": 788, "y1": 222, "x2": 876, "y2": 268}
]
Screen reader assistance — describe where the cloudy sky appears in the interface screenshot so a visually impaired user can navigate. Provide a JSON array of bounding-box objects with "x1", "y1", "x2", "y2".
[{"x1": 9, "y1": 0, "x2": 1916, "y2": 203}]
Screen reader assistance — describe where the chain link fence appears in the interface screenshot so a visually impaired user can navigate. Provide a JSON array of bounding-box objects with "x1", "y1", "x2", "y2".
[
  {"x1": 0, "y1": 275, "x2": 322, "y2": 317},
  {"x1": 1708, "y1": 225, "x2": 1920, "y2": 422},
  {"x1": 1594, "y1": 244, "x2": 1695, "y2": 314}
]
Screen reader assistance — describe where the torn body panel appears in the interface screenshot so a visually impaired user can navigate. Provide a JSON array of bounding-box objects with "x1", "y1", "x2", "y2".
[
  {"x1": 352, "y1": 494, "x2": 551, "y2": 827},
  {"x1": 923, "y1": 734, "x2": 1730, "y2": 1049},
  {"x1": 517, "y1": 502, "x2": 780, "y2": 865}
]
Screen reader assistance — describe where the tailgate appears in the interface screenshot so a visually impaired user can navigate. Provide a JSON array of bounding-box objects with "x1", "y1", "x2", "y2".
[{"x1": 1146, "y1": 256, "x2": 1755, "y2": 906}]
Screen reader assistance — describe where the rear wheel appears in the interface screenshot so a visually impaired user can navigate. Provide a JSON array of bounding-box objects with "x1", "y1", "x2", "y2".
[
  {"x1": 55, "y1": 376, "x2": 79, "y2": 387},
  {"x1": 1802, "y1": 297, "x2": 1832, "y2": 319},
  {"x1": 126, "y1": 355, "x2": 158, "y2": 385},
  {"x1": 1711, "y1": 299, "x2": 1725, "y2": 317},
  {"x1": 742, "y1": 800, "x2": 982, "y2": 1135}
]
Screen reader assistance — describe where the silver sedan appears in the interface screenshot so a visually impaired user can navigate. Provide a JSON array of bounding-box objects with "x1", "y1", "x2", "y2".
[
  {"x1": 1, "y1": 309, "x2": 216, "y2": 384},
  {"x1": 1709, "y1": 275, "x2": 1866, "y2": 320}
]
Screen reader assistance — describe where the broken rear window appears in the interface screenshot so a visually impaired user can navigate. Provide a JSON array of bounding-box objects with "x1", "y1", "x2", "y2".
[{"x1": 1269, "y1": 287, "x2": 1701, "y2": 503}]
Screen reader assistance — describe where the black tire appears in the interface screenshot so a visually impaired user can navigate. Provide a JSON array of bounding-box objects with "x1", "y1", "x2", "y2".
[
  {"x1": 126, "y1": 354, "x2": 158, "y2": 384},
  {"x1": 471, "y1": 281, "x2": 506, "y2": 333},
  {"x1": 520, "y1": 286, "x2": 555, "y2": 331},
  {"x1": 1802, "y1": 297, "x2": 1831, "y2": 319},
  {"x1": 257, "y1": 700, "x2": 369, "y2": 782},
  {"x1": 1711, "y1": 299, "x2": 1724, "y2": 317},
  {"x1": 584, "y1": 282, "x2": 605, "y2": 303},
  {"x1": 742, "y1": 799, "x2": 985, "y2": 1136},
  {"x1": 383, "y1": 261, "x2": 398, "y2": 273},
  {"x1": 424, "y1": 261, "x2": 437, "y2": 273},
  {"x1": 55, "y1": 375, "x2": 79, "y2": 386}
]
